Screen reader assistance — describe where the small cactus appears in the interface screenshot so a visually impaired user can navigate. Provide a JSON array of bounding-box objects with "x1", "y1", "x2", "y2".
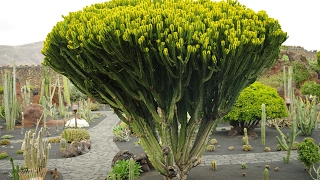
[
  {"x1": 228, "y1": 146, "x2": 235, "y2": 151},
  {"x1": 242, "y1": 144, "x2": 252, "y2": 151},
  {"x1": 276, "y1": 144, "x2": 283, "y2": 151},
  {"x1": 206, "y1": 145, "x2": 215, "y2": 151},
  {"x1": 210, "y1": 138, "x2": 218, "y2": 145},
  {"x1": 264, "y1": 168, "x2": 269, "y2": 180},
  {"x1": 274, "y1": 167, "x2": 279, "y2": 171},
  {"x1": 210, "y1": 161, "x2": 217, "y2": 170},
  {"x1": 291, "y1": 142, "x2": 299, "y2": 150},
  {"x1": 60, "y1": 138, "x2": 67, "y2": 152},
  {"x1": 264, "y1": 147, "x2": 271, "y2": 152},
  {"x1": 265, "y1": 165, "x2": 270, "y2": 169},
  {"x1": 241, "y1": 164, "x2": 248, "y2": 169}
]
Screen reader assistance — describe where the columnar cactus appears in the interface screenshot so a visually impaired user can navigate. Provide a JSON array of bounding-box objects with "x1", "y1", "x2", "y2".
[
  {"x1": 60, "y1": 138, "x2": 67, "y2": 152},
  {"x1": 2, "y1": 63, "x2": 20, "y2": 131},
  {"x1": 22, "y1": 127, "x2": 51, "y2": 169},
  {"x1": 261, "y1": 104, "x2": 266, "y2": 145},
  {"x1": 128, "y1": 158, "x2": 135, "y2": 180},
  {"x1": 42, "y1": 0, "x2": 287, "y2": 179}
]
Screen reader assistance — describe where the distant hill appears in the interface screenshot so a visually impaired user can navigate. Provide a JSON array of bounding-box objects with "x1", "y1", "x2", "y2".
[{"x1": 0, "y1": 41, "x2": 44, "y2": 67}]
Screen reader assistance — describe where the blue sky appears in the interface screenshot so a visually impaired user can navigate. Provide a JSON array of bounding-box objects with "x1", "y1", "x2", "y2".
[{"x1": 0, "y1": 0, "x2": 319, "y2": 51}]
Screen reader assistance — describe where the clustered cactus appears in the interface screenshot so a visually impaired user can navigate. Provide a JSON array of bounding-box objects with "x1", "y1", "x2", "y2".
[
  {"x1": 21, "y1": 127, "x2": 51, "y2": 169},
  {"x1": 206, "y1": 145, "x2": 215, "y2": 152}
]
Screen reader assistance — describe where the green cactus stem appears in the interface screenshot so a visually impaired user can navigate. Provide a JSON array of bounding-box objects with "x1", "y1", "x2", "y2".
[
  {"x1": 210, "y1": 161, "x2": 217, "y2": 170},
  {"x1": 2, "y1": 62, "x2": 20, "y2": 131},
  {"x1": 21, "y1": 112, "x2": 24, "y2": 135},
  {"x1": 242, "y1": 128, "x2": 249, "y2": 145},
  {"x1": 275, "y1": 112, "x2": 301, "y2": 163},
  {"x1": 60, "y1": 138, "x2": 67, "y2": 152},
  {"x1": 261, "y1": 104, "x2": 266, "y2": 145},
  {"x1": 129, "y1": 158, "x2": 135, "y2": 180},
  {"x1": 63, "y1": 76, "x2": 71, "y2": 107},
  {"x1": 22, "y1": 127, "x2": 51, "y2": 169},
  {"x1": 10, "y1": 157, "x2": 20, "y2": 180},
  {"x1": 264, "y1": 168, "x2": 269, "y2": 180}
]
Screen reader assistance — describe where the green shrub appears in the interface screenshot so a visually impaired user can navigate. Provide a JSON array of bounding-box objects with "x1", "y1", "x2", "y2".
[
  {"x1": 317, "y1": 51, "x2": 320, "y2": 68},
  {"x1": 300, "y1": 81, "x2": 320, "y2": 98},
  {"x1": 107, "y1": 159, "x2": 142, "y2": 180},
  {"x1": 0, "y1": 105, "x2": 5, "y2": 120},
  {"x1": 1, "y1": 135, "x2": 14, "y2": 139},
  {"x1": 0, "y1": 151, "x2": 8, "y2": 159},
  {"x1": 258, "y1": 73, "x2": 284, "y2": 89},
  {"x1": 0, "y1": 139, "x2": 11, "y2": 145},
  {"x1": 223, "y1": 82, "x2": 288, "y2": 125},
  {"x1": 293, "y1": 62, "x2": 312, "y2": 87},
  {"x1": 281, "y1": 55, "x2": 289, "y2": 62},
  {"x1": 16, "y1": 150, "x2": 24, "y2": 154},
  {"x1": 90, "y1": 103, "x2": 100, "y2": 111},
  {"x1": 297, "y1": 137, "x2": 320, "y2": 171},
  {"x1": 0, "y1": 86, "x2": 3, "y2": 94},
  {"x1": 112, "y1": 122, "x2": 131, "y2": 142},
  {"x1": 61, "y1": 129, "x2": 90, "y2": 143},
  {"x1": 70, "y1": 83, "x2": 88, "y2": 103}
]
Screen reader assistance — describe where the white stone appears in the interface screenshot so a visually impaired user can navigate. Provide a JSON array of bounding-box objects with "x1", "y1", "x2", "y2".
[{"x1": 65, "y1": 118, "x2": 90, "y2": 128}]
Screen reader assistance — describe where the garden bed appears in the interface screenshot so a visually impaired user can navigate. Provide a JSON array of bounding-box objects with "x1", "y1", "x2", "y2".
[{"x1": 114, "y1": 124, "x2": 320, "y2": 180}]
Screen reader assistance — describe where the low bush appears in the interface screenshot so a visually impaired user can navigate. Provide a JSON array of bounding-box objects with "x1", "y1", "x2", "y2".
[
  {"x1": 300, "y1": 81, "x2": 320, "y2": 98},
  {"x1": 293, "y1": 62, "x2": 312, "y2": 87},
  {"x1": 0, "y1": 139, "x2": 11, "y2": 145},
  {"x1": 0, "y1": 151, "x2": 8, "y2": 159},
  {"x1": 297, "y1": 137, "x2": 320, "y2": 172},
  {"x1": 61, "y1": 129, "x2": 90, "y2": 143},
  {"x1": 107, "y1": 159, "x2": 142, "y2": 180},
  {"x1": 112, "y1": 122, "x2": 131, "y2": 142}
]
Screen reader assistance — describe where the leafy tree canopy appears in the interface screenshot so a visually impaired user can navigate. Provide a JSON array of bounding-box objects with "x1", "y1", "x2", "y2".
[{"x1": 42, "y1": 0, "x2": 287, "y2": 179}]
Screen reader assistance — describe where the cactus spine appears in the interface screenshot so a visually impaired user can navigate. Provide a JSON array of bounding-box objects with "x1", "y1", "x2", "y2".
[
  {"x1": 261, "y1": 104, "x2": 266, "y2": 145},
  {"x1": 129, "y1": 158, "x2": 135, "y2": 180},
  {"x1": 264, "y1": 168, "x2": 268, "y2": 180},
  {"x1": 22, "y1": 127, "x2": 51, "y2": 169}
]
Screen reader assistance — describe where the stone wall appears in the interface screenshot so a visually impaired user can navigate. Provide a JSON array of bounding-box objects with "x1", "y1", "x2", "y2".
[
  {"x1": 0, "y1": 65, "x2": 61, "y2": 88},
  {"x1": 0, "y1": 65, "x2": 62, "y2": 105}
]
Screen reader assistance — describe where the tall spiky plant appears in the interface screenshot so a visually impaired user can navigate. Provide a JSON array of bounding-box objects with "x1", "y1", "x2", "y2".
[
  {"x1": 42, "y1": 0, "x2": 287, "y2": 179},
  {"x1": 2, "y1": 63, "x2": 20, "y2": 131}
]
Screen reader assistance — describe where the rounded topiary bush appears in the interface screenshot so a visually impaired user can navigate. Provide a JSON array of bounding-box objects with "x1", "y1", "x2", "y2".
[{"x1": 223, "y1": 81, "x2": 288, "y2": 135}]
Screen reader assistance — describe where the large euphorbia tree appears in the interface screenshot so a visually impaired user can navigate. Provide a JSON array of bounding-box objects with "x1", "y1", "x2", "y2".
[{"x1": 42, "y1": 0, "x2": 287, "y2": 179}]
